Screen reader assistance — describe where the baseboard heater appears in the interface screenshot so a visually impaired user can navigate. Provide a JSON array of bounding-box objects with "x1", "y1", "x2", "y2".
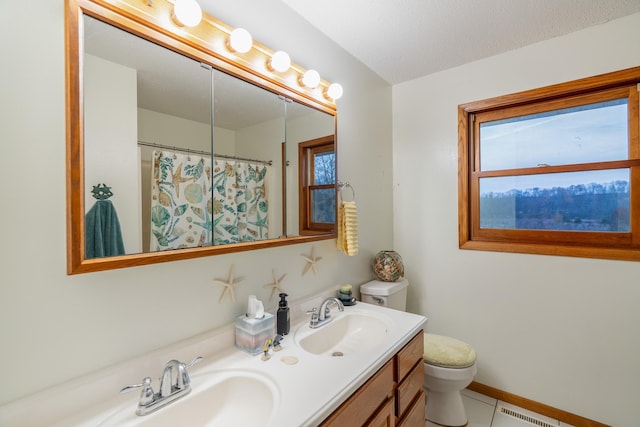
[{"x1": 497, "y1": 403, "x2": 558, "y2": 427}]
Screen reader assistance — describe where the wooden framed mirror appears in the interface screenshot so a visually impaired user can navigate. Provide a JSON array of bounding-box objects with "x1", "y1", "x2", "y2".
[{"x1": 66, "y1": 0, "x2": 338, "y2": 274}]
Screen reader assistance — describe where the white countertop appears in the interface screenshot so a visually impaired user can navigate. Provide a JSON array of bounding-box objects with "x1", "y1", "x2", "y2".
[{"x1": 0, "y1": 294, "x2": 426, "y2": 427}]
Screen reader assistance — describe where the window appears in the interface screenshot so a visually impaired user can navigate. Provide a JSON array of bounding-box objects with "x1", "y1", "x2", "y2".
[
  {"x1": 299, "y1": 135, "x2": 336, "y2": 234},
  {"x1": 458, "y1": 67, "x2": 640, "y2": 261}
]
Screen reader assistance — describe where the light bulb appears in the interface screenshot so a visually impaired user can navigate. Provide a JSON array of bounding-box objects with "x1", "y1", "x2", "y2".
[
  {"x1": 172, "y1": 0, "x2": 202, "y2": 27},
  {"x1": 300, "y1": 69, "x2": 320, "y2": 89},
  {"x1": 269, "y1": 51, "x2": 291, "y2": 73},
  {"x1": 228, "y1": 28, "x2": 253, "y2": 53},
  {"x1": 326, "y1": 83, "x2": 344, "y2": 100}
]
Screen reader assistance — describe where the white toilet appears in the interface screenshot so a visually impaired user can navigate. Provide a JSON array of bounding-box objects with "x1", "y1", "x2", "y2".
[{"x1": 360, "y1": 279, "x2": 477, "y2": 427}]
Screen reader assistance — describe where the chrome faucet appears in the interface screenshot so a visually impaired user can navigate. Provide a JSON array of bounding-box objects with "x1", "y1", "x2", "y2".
[
  {"x1": 309, "y1": 297, "x2": 344, "y2": 329},
  {"x1": 121, "y1": 356, "x2": 202, "y2": 416}
]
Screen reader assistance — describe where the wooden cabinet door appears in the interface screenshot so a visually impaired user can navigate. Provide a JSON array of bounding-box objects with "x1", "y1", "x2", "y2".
[
  {"x1": 366, "y1": 397, "x2": 395, "y2": 427},
  {"x1": 397, "y1": 390, "x2": 425, "y2": 427},
  {"x1": 320, "y1": 360, "x2": 394, "y2": 427}
]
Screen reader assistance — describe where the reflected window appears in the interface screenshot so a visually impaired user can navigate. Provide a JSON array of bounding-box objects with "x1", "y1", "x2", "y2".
[
  {"x1": 458, "y1": 68, "x2": 640, "y2": 260},
  {"x1": 299, "y1": 135, "x2": 336, "y2": 234}
]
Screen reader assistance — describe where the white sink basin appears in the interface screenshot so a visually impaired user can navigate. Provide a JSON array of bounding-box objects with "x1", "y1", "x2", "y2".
[
  {"x1": 98, "y1": 370, "x2": 279, "y2": 427},
  {"x1": 294, "y1": 309, "x2": 392, "y2": 356}
]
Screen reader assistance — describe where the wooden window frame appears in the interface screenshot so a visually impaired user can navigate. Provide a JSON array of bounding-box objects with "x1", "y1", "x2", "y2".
[
  {"x1": 458, "y1": 67, "x2": 640, "y2": 261},
  {"x1": 298, "y1": 135, "x2": 336, "y2": 235}
]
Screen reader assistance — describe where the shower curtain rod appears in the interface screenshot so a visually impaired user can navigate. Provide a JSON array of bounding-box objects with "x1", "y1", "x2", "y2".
[{"x1": 137, "y1": 141, "x2": 273, "y2": 166}]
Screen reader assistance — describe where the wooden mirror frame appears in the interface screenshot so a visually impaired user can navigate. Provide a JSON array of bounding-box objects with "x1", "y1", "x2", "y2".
[{"x1": 66, "y1": 0, "x2": 338, "y2": 274}]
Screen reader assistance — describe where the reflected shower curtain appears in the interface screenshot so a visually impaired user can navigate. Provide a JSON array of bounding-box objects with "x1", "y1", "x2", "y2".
[
  {"x1": 213, "y1": 159, "x2": 269, "y2": 245},
  {"x1": 150, "y1": 150, "x2": 212, "y2": 250}
]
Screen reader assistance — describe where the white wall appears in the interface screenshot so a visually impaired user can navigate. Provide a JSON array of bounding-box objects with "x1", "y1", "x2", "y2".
[
  {"x1": 84, "y1": 54, "x2": 141, "y2": 253},
  {"x1": 393, "y1": 13, "x2": 640, "y2": 426},
  {"x1": 138, "y1": 108, "x2": 212, "y2": 153},
  {"x1": 0, "y1": 0, "x2": 392, "y2": 406}
]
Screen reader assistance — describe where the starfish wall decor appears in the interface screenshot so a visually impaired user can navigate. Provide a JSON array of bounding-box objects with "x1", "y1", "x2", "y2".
[
  {"x1": 213, "y1": 265, "x2": 244, "y2": 303},
  {"x1": 301, "y1": 246, "x2": 322, "y2": 276},
  {"x1": 263, "y1": 270, "x2": 287, "y2": 301}
]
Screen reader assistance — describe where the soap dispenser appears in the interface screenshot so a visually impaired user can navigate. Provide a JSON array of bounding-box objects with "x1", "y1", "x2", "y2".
[{"x1": 277, "y1": 293, "x2": 290, "y2": 335}]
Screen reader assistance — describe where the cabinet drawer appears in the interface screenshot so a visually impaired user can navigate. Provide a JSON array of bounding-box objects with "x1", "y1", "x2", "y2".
[
  {"x1": 321, "y1": 360, "x2": 394, "y2": 427},
  {"x1": 396, "y1": 359, "x2": 424, "y2": 418},
  {"x1": 396, "y1": 331, "x2": 424, "y2": 382},
  {"x1": 397, "y1": 389, "x2": 425, "y2": 427}
]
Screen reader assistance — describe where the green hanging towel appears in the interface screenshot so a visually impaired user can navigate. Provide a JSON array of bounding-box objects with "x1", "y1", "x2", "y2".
[{"x1": 85, "y1": 199, "x2": 125, "y2": 259}]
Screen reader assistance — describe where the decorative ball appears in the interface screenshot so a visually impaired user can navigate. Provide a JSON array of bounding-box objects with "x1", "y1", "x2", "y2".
[{"x1": 373, "y1": 251, "x2": 404, "y2": 282}]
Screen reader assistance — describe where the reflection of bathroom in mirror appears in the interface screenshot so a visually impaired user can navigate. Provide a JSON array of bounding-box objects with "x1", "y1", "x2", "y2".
[
  {"x1": 84, "y1": 15, "x2": 215, "y2": 256},
  {"x1": 68, "y1": 0, "x2": 338, "y2": 273},
  {"x1": 82, "y1": 16, "x2": 336, "y2": 258},
  {"x1": 285, "y1": 103, "x2": 336, "y2": 235}
]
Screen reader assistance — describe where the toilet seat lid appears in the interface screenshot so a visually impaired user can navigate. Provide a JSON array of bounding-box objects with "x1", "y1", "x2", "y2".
[{"x1": 423, "y1": 333, "x2": 476, "y2": 368}]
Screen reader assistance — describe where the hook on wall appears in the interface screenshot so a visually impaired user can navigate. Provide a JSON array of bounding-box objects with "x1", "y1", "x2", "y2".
[{"x1": 91, "y1": 183, "x2": 114, "y2": 200}]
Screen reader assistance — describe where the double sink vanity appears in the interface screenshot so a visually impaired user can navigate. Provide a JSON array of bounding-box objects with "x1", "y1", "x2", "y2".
[
  {"x1": 1, "y1": 292, "x2": 426, "y2": 426},
  {"x1": 18, "y1": 0, "x2": 436, "y2": 424}
]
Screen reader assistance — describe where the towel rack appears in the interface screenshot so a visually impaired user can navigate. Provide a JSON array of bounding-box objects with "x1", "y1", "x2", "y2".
[
  {"x1": 338, "y1": 180, "x2": 355, "y2": 201},
  {"x1": 91, "y1": 183, "x2": 113, "y2": 200}
]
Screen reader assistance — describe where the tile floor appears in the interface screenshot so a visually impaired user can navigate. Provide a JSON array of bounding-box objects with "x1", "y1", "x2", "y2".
[{"x1": 425, "y1": 389, "x2": 574, "y2": 427}]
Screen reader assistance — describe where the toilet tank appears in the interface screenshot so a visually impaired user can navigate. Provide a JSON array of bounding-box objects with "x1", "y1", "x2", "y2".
[{"x1": 360, "y1": 278, "x2": 408, "y2": 311}]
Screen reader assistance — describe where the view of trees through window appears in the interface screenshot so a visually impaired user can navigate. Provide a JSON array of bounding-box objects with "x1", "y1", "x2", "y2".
[
  {"x1": 478, "y1": 98, "x2": 630, "y2": 232},
  {"x1": 479, "y1": 178, "x2": 630, "y2": 231},
  {"x1": 299, "y1": 135, "x2": 335, "y2": 234},
  {"x1": 459, "y1": 67, "x2": 640, "y2": 261},
  {"x1": 311, "y1": 151, "x2": 336, "y2": 223}
]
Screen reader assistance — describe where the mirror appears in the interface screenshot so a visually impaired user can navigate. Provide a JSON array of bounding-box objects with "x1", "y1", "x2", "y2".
[
  {"x1": 285, "y1": 102, "x2": 337, "y2": 235},
  {"x1": 66, "y1": 0, "x2": 337, "y2": 274}
]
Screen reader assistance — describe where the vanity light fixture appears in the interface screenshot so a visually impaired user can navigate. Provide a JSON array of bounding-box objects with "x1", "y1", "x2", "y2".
[
  {"x1": 171, "y1": 0, "x2": 202, "y2": 27},
  {"x1": 227, "y1": 28, "x2": 253, "y2": 53},
  {"x1": 325, "y1": 83, "x2": 344, "y2": 100},
  {"x1": 300, "y1": 69, "x2": 321, "y2": 89},
  {"x1": 268, "y1": 50, "x2": 291, "y2": 73}
]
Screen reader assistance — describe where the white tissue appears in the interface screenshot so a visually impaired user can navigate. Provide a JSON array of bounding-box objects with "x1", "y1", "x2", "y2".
[
  {"x1": 247, "y1": 295, "x2": 265, "y2": 319},
  {"x1": 255, "y1": 300, "x2": 264, "y2": 318}
]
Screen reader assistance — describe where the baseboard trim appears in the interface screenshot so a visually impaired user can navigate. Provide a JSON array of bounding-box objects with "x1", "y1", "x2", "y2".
[{"x1": 467, "y1": 382, "x2": 611, "y2": 427}]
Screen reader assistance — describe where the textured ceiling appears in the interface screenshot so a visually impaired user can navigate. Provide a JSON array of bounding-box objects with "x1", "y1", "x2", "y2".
[{"x1": 281, "y1": 0, "x2": 640, "y2": 84}]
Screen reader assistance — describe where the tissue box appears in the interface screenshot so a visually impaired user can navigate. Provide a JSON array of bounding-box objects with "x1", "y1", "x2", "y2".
[{"x1": 235, "y1": 313, "x2": 275, "y2": 355}]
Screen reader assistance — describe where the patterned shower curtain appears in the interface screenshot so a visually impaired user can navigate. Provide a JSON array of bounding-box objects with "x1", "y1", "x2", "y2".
[
  {"x1": 150, "y1": 150, "x2": 212, "y2": 251},
  {"x1": 213, "y1": 159, "x2": 269, "y2": 245}
]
